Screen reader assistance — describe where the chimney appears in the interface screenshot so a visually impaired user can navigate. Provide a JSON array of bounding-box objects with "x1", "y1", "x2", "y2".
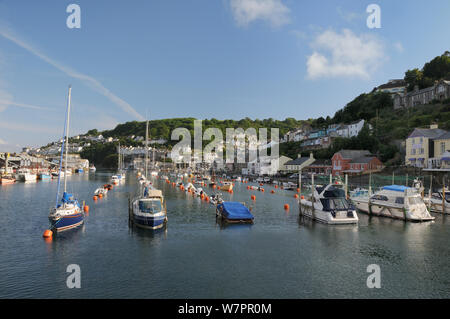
[{"x1": 430, "y1": 123, "x2": 438, "y2": 129}]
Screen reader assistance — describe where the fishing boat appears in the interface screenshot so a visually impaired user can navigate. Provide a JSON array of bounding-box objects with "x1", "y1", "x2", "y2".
[
  {"x1": 132, "y1": 188, "x2": 167, "y2": 229},
  {"x1": 48, "y1": 85, "x2": 84, "y2": 232},
  {"x1": 351, "y1": 185, "x2": 435, "y2": 222},
  {"x1": 38, "y1": 172, "x2": 51, "y2": 180},
  {"x1": 17, "y1": 168, "x2": 37, "y2": 182},
  {"x1": 216, "y1": 202, "x2": 254, "y2": 224},
  {"x1": 131, "y1": 120, "x2": 167, "y2": 230},
  {"x1": 299, "y1": 183, "x2": 359, "y2": 225}
]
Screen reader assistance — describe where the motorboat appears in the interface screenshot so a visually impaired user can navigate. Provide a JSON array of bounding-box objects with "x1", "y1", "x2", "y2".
[
  {"x1": 89, "y1": 165, "x2": 96, "y2": 172},
  {"x1": 221, "y1": 181, "x2": 233, "y2": 192},
  {"x1": 351, "y1": 185, "x2": 435, "y2": 222},
  {"x1": 282, "y1": 181, "x2": 297, "y2": 190},
  {"x1": 94, "y1": 187, "x2": 108, "y2": 196},
  {"x1": 216, "y1": 202, "x2": 254, "y2": 224},
  {"x1": 299, "y1": 183, "x2": 359, "y2": 225},
  {"x1": 209, "y1": 193, "x2": 224, "y2": 206}
]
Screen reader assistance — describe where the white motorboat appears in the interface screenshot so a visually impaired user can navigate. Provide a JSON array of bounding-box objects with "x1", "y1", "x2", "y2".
[
  {"x1": 94, "y1": 187, "x2": 108, "y2": 196},
  {"x1": 111, "y1": 175, "x2": 120, "y2": 185},
  {"x1": 351, "y1": 185, "x2": 435, "y2": 222},
  {"x1": 299, "y1": 183, "x2": 359, "y2": 225}
]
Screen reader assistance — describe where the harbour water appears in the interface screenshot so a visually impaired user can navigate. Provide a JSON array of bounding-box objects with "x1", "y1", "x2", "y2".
[{"x1": 0, "y1": 172, "x2": 449, "y2": 298}]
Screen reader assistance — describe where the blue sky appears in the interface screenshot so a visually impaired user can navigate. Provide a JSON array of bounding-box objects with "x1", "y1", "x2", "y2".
[{"x1": 0, "y1": 0, "x2": 449, "y2": 151}]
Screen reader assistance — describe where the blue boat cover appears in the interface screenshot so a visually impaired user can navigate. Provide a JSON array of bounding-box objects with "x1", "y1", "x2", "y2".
[
  {"x1": 382, "y1": 185, "x2": 410, "y2": 192},
  {"x1": 61, "y1": 192, "x2": 80, "y2": 207},
  {"x1": 218, "y1": 202, "x2": 254, "y2": 220}
]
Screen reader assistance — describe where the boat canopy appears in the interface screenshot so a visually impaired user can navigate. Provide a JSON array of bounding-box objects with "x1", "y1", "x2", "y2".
[
  {"x1": 382, "y1": 185, "x2": 411, "y2": 192},
  {"x1": 218, "y1": 202, "x2": 254, "y2": 220}
]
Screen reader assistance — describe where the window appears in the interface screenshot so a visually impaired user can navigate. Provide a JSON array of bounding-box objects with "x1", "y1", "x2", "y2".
[
  {"x1": 395, "y1": 197, "x2": 404, "y2": 204},
  {"x1": 408, "y1": 197, "x2": 423, "y2": 205},
  {"x1": 441, "y1": 142, "x2": 445, "y2": 154}
]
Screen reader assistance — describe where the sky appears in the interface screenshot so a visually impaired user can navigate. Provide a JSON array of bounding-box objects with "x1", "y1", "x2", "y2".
[{"x1": 0, "y1": 0, "x2": 449, "y2": 152}]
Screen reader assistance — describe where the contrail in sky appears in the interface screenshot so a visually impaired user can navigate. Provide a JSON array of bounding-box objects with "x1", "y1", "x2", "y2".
[
  {"x1": 0, "y1": 100, "x2": 54, "y2": 111},
  {"x1": 0, "y1": 28, "x2": 145, "y2": 121}
]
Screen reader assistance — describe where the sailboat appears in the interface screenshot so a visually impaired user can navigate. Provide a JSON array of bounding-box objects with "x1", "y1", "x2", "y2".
[
  {"x1": 131, "y1": 119, "x2": 167, "y2": 229},
  {"x1": 48, "y1": 86, "x2": 84, "y2": 232},
  {"x1": 117, "y1": 142, "x2": 125, "y2": 180}
]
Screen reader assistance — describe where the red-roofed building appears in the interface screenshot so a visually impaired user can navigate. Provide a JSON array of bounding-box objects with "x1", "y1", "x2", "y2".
[{"x1": 332, "y1": 150, "x2": 383, "y2": 176}]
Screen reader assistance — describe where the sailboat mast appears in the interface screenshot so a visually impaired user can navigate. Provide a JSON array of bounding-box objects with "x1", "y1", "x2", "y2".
[
  {"x1": 145, "y1": 120, "x2": 149, "y2": 177},
  {"x1": 64, "y1": 85, "x2": 72, "y2": 193},
  {"x1": 118, "y1": 142, "x2": 121, "y2": 171}
]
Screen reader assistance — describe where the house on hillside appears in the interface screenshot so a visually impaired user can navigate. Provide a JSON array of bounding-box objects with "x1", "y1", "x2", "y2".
[
  {"x1": 394, "y1": 80, "x2": 450, "y2": 109},
  {"x1": 332, "y1": 150, "x2": 383, "y2": 176},
  {"x1": 405, "y1": 124, "x2": 450, "y2": 169}
]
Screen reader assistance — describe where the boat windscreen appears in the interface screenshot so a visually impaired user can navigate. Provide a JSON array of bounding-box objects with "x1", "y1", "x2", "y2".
[
  {"x1": 323, "y1": 187, "x2": 345, "y2": 198},
  {"x1": 139, "y1": 200, "x2": 162, "y2": 213},
  {"x1": 320, "y1": 198, "x2": 352, "y2": 211}
]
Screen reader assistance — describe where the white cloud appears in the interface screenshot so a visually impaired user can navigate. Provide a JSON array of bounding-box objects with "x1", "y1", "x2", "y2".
[
  {"x1": 230, "y1": 0, "x2": 290, "y2": 27},
  {"x1": 394, "y1": 42, "x2": 404, "y2": 53},
  {"x1": 0, "y1": 28, "x2": 145, "y2": 121},
  {"x1": 306, "y1": 29, "x2": 386, "y2": 80}
]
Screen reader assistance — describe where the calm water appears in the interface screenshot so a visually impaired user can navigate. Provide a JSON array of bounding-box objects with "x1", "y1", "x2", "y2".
[{"x1": 0, "y1": 172, "x2": 449, "y2": 298}]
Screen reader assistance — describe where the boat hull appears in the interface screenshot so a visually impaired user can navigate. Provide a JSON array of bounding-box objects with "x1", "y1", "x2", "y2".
[
  {"x1": 50, "y1": 212, "x2": 84, "y2": 232},
  {"x1": 352, "y1": 198, "x2": 435, "y2": 221},
  {"x1": 0, "y1": 178, "x2": 15, "y2": 185},
  {"x1": 132, "y1": 214, "x2": 167, "y2": 230}
]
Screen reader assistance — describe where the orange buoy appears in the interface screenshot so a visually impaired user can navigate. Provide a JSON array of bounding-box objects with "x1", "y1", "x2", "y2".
[
  {"x1": 251, "y1": 195, "x2": 256, "y2": 201},
  {"x1": 271, "y1": 190, "x2": 275, "y2": 194},
  {"x1": 43, "y1": 229, "x2": 53, "y2": 238},
  {"x1": 247, "y1": 186, "x2": 250, "y2": 190},
  {"x1": 274, "y1": 185, "x2": 278, "y2": 189},
  {"x1": 98, "y1": 193, "x2": 103, "y2": 198},
  {"x1": 230, "y1": 189, "x2": 233, "y2": 194},
  {"x1": 297, "y1": 188, "x2": 300, "y2": 193},
  {"x1": 84, "y1": 205, "x2": 90, "y2": 213},
  {"x1": 294, "y1": 194, "x2": 299, "y2": 199},
  {"x1": 260, "y1": 183, "x2": 263, "y2": 186},
  {"x1": 301, "y1": 195, "x2": 305, "y2": 199},
  {"x1": 217, "y1": 186, "x2": 221, "y2": 190},
  {"x1": 205, "y1": 196, "x2": 209, "y2": 202},
  {"x1": 93, "y1": 195, "x2": 98, "y2": 201},
  {"x1": 261, "y1": 188, "x2": 265, "y2": 192},
  {"x1": 284, "y1": 204, "x2": 290, "y2": 210}
]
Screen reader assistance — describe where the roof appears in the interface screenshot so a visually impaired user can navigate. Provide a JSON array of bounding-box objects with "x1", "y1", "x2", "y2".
[
  {"x1": 435, "y1": 131, "x2": 450, "y2": 140},
  {"x1": 351, "y1": 156, "x2": 377, "y2": 164},
  {"x1": 335, "y1": 150, "x2": 371, "y2": 159},
  {"x1": 408, "y1": 128, "x2": 448, "y2": 139},
  {"x1": 309, "y1": 159, "x2": 331, "y2": 166},
  {"x1": 285, "y1": 157, "x2": 312, "y2": 166}
]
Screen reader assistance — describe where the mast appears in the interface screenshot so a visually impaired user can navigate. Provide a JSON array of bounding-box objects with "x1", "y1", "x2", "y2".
[
  {"x1": 145, "y1": 120, "x2": 149, "y2": 178},
  {"x1": 118, "y1": 142, "x2": 121, "y2": 172},
  {"x1": 64, "y1": 85, "x2": 72, "y2": 193}
]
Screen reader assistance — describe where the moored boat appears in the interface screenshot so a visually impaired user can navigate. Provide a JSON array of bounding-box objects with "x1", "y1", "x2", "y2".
[
  {"x1": 216, "y1": 202, "x2": 254, "y2": 223},
  {"x1": 351, "y1": 185, "x2": 435, "y2": 222},
  {"x1": 299, "y1": 183, "x2": 359, "y2": 225},
  {"x1": 0, "y1": 174, "x2": 16, "y2": 184},
  {"x1": 48, "y1": 85, "x2": 84, "y2": 232}
]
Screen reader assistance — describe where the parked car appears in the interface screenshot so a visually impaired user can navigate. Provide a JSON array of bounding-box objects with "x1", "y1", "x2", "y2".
[{"x1": 289, "y1": 173, "x2": 299, "y2": 179}]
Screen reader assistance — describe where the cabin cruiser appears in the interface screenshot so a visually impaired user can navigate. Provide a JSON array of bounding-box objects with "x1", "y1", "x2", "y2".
[
  {"x1": 282, "y1": 182, "x2": 297, "y2": 190},
  {"x1": 351, "y1": 185, "x2": 435, "y2": 222},
  {"x1": 94, "y1": 187, "x2": 108, "y2": 196},
  {"x1": 299, "y1": 183, "x2": 358, "y2": 224},
  {"x1": 424, "y1": 188, "x2": 450, "y2": 214}
]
